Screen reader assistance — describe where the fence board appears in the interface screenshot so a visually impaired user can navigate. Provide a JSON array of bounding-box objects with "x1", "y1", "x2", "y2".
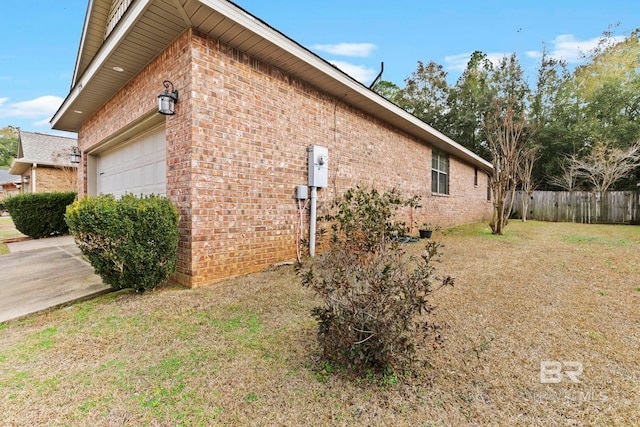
[{"x1": 513, "y1": 191, "x2": 639, "y2": 224}]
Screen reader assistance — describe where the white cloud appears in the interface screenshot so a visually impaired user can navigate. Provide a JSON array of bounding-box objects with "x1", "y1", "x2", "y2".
[
  {"x1": 0, "y1": 95, "x2": 63, "y2": 120},
  {"x1": 525, "y1": 50, "x2": 543, "y2": 60},
  {"x1": 328, "y1": 60, "x2": 378, "y2": 83},
  {"x1": 444, "y1": 52, "x2": 509, "y2": 71},
  {"x1": 443, "y1": 53, "x2": 471, "y2": 71},
  {"x1": 313, "y1": 43, "x2": 376, "y2": 57},
  {"x1": 525, "y1": 34, "x2": 625, "y2": 63}
]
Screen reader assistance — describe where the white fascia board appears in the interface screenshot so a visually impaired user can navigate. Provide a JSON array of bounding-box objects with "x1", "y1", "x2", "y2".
[
  {"x1": 71, "y1": 0, "x2": 96, "y2": 87},
  {"x1": 200, "y1": 0, "x2": 492, "y2": 171},
  {"x1": 51, "y1": 0, "x2": 152, "y2": 129}
]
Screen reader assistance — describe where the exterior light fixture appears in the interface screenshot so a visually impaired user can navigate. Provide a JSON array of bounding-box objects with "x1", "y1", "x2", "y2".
[
  {"x1": 158, "y1": 80, "x2": 178, "y2": 115},
  {"x1": 70, "y1": 146, "x2": 81, "y2": 164}
]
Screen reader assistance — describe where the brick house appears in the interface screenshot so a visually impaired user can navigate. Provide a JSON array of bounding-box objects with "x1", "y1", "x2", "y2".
[
  {"x1": 0, "y1": 169, "x2": 21, "y2": 200},
  {"x1": 51, "y1": 0, "x2": 493, "y2": 288},
  {"x1": 9, "y1": 131, "x2": 78, "y2": 194}
]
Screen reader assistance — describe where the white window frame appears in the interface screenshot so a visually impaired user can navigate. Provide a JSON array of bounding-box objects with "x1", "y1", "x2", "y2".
[{"x1": 431, "y1": 149, "x2": 449, "y2": 195}]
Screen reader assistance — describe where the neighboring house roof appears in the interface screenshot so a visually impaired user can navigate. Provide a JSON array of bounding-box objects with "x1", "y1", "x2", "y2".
[
  {"x1": 9, "y1": 131, "x2": 78, "y2": 175},
  {"x1": 0, "y1": 169, "x2": 21, "y2": 185},
  {"x1": 51, "y1": 0, "x2": 493, "y2": 172}
]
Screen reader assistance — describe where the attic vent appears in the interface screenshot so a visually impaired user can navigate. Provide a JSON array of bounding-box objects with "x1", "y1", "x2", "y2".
[{"x1": 104, "y1": 0, "x2": 133, "y2": 40}]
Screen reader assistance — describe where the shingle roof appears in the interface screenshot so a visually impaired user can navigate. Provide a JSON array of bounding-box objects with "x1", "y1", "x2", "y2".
[
  {"x1": 9, "y1": 131, "x2": 78, "y2": 175},
  {"x1": 0, "y1": 169, "x2": 20, "y2": 185}
]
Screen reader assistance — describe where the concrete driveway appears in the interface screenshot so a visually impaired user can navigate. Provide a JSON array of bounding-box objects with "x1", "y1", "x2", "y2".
[{"x1": 0, "y1": 236, "x2": 110, "y2": 323}]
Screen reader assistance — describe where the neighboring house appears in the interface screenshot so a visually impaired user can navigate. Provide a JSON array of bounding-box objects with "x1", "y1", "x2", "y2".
[
  {"x1": 9, "y1": 131, "x2": 78, "y2": 194},
  {"x1": 51, "y1": 0, "x2": 493, "y2": 288},
  {"x1": 0, "y1": 169, "x2": 21, "y2": 200}
]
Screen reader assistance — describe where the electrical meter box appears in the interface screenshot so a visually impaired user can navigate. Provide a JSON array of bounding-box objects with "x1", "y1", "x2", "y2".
[{"x1": 308, "y1": 145, "x2": 328, "y2": 188}]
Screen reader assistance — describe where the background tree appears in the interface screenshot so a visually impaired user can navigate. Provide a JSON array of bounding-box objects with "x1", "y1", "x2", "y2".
[
  {"x1": 371, "y1": 80, "x2": 401, "y2": 103},
  {"x1": 545, "y1": 29, "x2": 640, "y2": 189},
  {"x1": 569, "y1": 141, "x2": 640, "y2": 194},
  {"x1": 395, "y1": 61, "x2": 451, "y2": 132},
  {"x1": 387, "y1": 28, "x2": 640, "y2": 200},
  {"x1": 527, "y1": 49, "x2": 576, "y2": 186},
  {"x1": 0, "y1": 126, "x2": 19, "y2": 168},
  {"x1": 446, "y1": 51, "x2": 494, "y2": 158},
  {"x1": 517, "y1": 147, "x2": 539, "y2": 221},
  {"x1": 547, "y1": 155, "x2": 582, "y2": 192}
]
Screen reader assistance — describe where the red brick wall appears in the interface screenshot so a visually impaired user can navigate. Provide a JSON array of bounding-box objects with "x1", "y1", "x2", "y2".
[
  {"x1": 78, "y1": 29, "x2": 195, "y2": 286},
  {"x1": 78, "y1": 28, "x2": 492, "y2": 288}
]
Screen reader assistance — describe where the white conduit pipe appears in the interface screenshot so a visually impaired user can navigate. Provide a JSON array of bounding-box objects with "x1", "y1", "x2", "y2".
[{"x1": 309, "y1": 186, "x2": 318, "y2": 257}]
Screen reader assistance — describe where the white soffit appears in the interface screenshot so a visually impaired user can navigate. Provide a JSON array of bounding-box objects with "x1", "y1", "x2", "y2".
[{"x1": 52, "y1": 0, "x2": 492, "y2": 171}]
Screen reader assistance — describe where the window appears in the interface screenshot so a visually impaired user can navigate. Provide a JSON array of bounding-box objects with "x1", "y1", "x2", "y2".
[
  {"x1": 431, "y1": 150, "x2": 449, "y2": 194},
  {"x1": 474, "y1": 167, "x2": 478, "y2": 186},
  {"x1": 23, "y1": 175, "x2": 31, "y2": 193},
  {"x1": 487, "y1": 173, "x2": 491, "y2": 201}
]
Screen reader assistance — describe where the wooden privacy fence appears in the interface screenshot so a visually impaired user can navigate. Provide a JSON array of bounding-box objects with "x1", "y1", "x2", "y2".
[{"x1": 512, "y1": 191, "x2": 640, "y2": 224}]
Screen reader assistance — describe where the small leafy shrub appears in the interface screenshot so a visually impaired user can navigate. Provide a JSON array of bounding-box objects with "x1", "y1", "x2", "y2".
[
  {"x1": 298, "y1": 186, "x2": 453, "y2": 375},
  {"x1": 65, "y1": 194, "x2": 179, "y2": 292},
  {"x1": 4, "y1": 192, "x2": 77, "y2": 238}
]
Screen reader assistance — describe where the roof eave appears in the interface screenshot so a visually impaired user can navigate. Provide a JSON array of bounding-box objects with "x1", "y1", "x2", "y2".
[
  {"x1": 9, "y1": 160, "x2": 30, "y2": 175},
  {"x1": 53, "y1": 0, "x2": 493, "y2": 171},
  {"x1": 9, "y1": 159, "x2": 76, "y2": 175},
  {"x1": 51, "y1": 0, "x2": 153, "y2": 132},
  {"x1": 200, "y1": 0, "x2": 492, "y2": 170}
]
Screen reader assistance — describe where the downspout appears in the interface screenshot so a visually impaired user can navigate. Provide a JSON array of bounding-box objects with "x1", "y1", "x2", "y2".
[
  {"x1": 32, "y1": 163, "x2": 37, "y2": 193},
  {"x1": 309, "y1": 186, "x2": 317, "y2": 257}
]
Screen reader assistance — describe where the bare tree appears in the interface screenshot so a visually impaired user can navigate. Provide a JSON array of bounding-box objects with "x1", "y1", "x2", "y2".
[
  {"x1": 53, "y1": 149, "x2": 79, "y2": 191},
  {"x1": 570, "y1": 142, "x2": 640, "y2": 194},
  {"x1": 517, "y1": 146, "x2": 538, "y2": 221},
  {"x1": 547, "y1": 155, "x2": 582, "y2": 191},
  {"x1": 484, "y1": 98, "x2": 529, "y2": 235}
]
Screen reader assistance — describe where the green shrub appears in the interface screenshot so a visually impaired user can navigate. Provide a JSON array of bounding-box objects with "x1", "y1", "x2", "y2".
[
  {"x1": 4, "y1": 192, "x2": 77, "y2": 238},
  {"x1": 298, "y1": 186, "x2": 453, "y2": 375},
  {"x1": 65, "y1": 194, "x2": 179, "y2": 292}
]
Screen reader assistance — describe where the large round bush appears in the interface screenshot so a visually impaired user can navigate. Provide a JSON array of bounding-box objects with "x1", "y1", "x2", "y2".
[
  {"x1": 4, "y1": 192, "x2": 77, "y2": 238},
  {"x1": 65, "y1": 194, "x2": 179, "y2": 292}
]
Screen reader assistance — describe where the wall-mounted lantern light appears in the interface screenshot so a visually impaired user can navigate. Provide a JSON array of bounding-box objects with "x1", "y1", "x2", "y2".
[
  {"x1": 70, "y1": 146, "x2": 81, "y2": 164},
  {"x1": 158, "y1": 80, "x2": 179, "y2": 115}
]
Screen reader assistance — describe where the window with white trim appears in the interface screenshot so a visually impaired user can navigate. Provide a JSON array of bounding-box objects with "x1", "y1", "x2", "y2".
[{"x1": 431, "y1": 150, "x2": 449, "y2": 194}]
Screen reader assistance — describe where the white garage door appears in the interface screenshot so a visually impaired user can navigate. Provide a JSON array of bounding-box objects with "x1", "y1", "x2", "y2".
[{"x1": 97, "y1": 125, "x2": 166, "y2": 197}]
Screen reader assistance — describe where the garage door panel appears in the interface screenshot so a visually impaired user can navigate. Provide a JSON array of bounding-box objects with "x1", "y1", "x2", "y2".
[
  {"x1": 157, "y1": 160, "x2": 166, "y2": 184},
  {"x1": 144, "y1": 164, "x2": 154, "y2": 186},
  {"x1": 97, "y1": 125, "x2": 166, "y2": 197},
  {"x1": 131, "y1": 143, "x2": 142, "y2": 162}
]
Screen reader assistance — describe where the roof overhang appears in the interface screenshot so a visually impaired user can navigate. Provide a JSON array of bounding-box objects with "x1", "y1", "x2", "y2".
[
  {"x1": 9, "y1": 160, "x2": 31, "y2": 175},
  {"x1": 9, "y1": 159, "x2": 76, "y2": 175},
  {"x1": 52, "y1": 0, "x2": 492, "y2": 172}
]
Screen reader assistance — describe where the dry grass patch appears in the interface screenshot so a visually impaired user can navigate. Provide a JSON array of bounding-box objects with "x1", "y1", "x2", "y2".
[
  {"x1": 0, "y1": 216, "x2": 25, "y2": 254},
  {"x1": 0, "y1": 221, "x2": 638, "y2": 426}
]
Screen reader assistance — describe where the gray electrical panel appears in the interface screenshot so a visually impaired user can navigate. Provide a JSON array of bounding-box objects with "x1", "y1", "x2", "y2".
[{"x1": 308, "y1": 145, "x2": 328, "y2": 188}]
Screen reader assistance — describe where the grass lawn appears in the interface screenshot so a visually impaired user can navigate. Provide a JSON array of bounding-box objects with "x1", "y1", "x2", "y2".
[
  {"x1": 0, "y1": 221, "x2": 638, "y2": 426},
  {"x1": 0, "y1": 216, "x2": 25, "y2": 255}
]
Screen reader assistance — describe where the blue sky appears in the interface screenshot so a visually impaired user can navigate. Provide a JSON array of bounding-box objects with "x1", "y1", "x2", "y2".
[{"x1": 0, "y1": 0, "x2": 638, "y2": 136}]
